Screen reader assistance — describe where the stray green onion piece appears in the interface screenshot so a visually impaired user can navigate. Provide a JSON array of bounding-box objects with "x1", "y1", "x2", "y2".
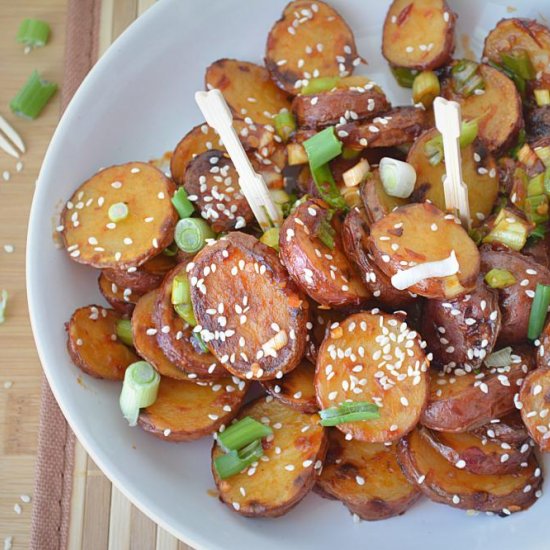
[
  {"x1": 260, "y1": 227, "x2": 280, "y2": 251},
  {"x1": 192, "y1": 331, "x2": 209, "y2": 354},
  {"x1": 311, "y1": 164, "x2": 348, "y2": 211},
  {"x1": 174, "y1": 218, "x2": 215, "y2": 254},
  {"x1": 484, "y1": 268, "x2": 516, "y2": 289},
  {"x1": 214, "y1": 439, "x2": 264, "y2": 480},
  {"x1": 274, "y1": 111, "x2": 297, "y2": 142},
  {"x1": 390, "y1": 66, "x2": 418, "y2": 88},
  {"x1": 412, "y1": 71, "x2": 440, "y2": 108},
  {"x1": 301, "y1": 77, "x2": 340, "y2": 95},
  {"x1": 341, "y1": 147, "x2": 361, "y2": 160},
  {"x1": 535, "y1": 89, "x2": 550, "y2": 107},
  {"x1": 171, "y1": 275, "x2": 191, "y2": 305},
  {"x1": 527, "y1": 283, "x2": 550, "y2": 340},
  {"x1": 217, "y1": 416, "x2": 273, "y2": 453},
  {"x1": 171, "y1": 188, "x2": 194, "y2": 219},
  {"x1": 0, "y1": 289, "x2": 7, "y2": 324},
  {"x1": 303, "y1": 127, "x2": 343, "y2": 171},
  {"x1": 163, "y1": 242, "x2": 179, "y2": 257},
  {"x1": 116, "y1": 319, "x2": 133, "y2": 347},
  {"x1": 119, "y1": 361, "x2": 160, "y2": 426},
  {"x1": 319, "y1": 401, "x2": 380, "y2": 427},
  {"x1": 527, "y1": 173, "x2": 544, "y2": 197},
  {"x1": 108, "y1": 202, "x2": 129, "y2": 223},
  {"x1": 524, "y1": 194, "x2": 549, "y2": 225},
  {"x1": 317, "y1": 217, "x2": 335, "y2": 249},
  {"x1": 379, "y1": 157, "x2": 416, "y2": 198},
  {"x1": 424, "y1": 119, "x2": 478, "y2": 166},
  {"x1": 10, "y1": 70, "x2": 57, "y2": 119},
  {"x1": 535, "y1": 146, "x2": 550, "y2": 169},
  {"x1": 501, "y1": 50, "x2": 536, "y2": 81},
  {"x1": 451, "y1": 59, "x2": 484, "y2": 97},
  {"x1": 174, "y1": 303, "x2": 197, "y2": 326},
  {"x1": 482, "y1": 208, "x2": 530, "y2": 251},
  {"x1": 17, "y1": 19, "x2": 51, "y2": 47}
]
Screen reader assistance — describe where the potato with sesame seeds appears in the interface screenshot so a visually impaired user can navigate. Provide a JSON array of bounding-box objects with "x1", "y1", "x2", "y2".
[
  {"x1": 61, "y1": 163, "x2": 178, "y2": 270},
  {"x1": 525, "y1": 106, "x2": 550, "y2": 143},
  {"x1": 471, "y1": 412, "x2": 530, "y2": 447},
  {"x1": 359, "y1": 170, "x2": 408, "y2": 226},
  {"x1": 66, "y1": 305, "x2": 139, "y2": 380},
  {"x1": 138, "y1": 375, "x2": 248, "y2": 442},
  {"x1": 211, "y1": 396, "x2": 327, "y2": 517},
  {"x1": 537, "y1": 322, "x2": 550, "y2": 369},
  {"x1": 304, "y1": 300, "x2": 348, "y2": 363},
  {"x1": 189, "y1": 232, "x2": 309, "y2": 381},
  {"x1": 265, "y1": 0, "x2": 361, "y2": 95},
  {"x1": 279, "y1": 199, "x2": 371, "y2": 308},
  {"x1": 368, "y1": 203, "x2": 480, "y2": 300},
  {"x1": 397, "y1": 427, "x2": 543, "y2": 514},
  {"x1": 519, "y1": 368, "x2": 550, "y2": 452},
  {"x1": 382, "y1": 0, "x2": 456, "y2": 71},
  {"x1": 315, "y1": 311, "x2": 430, "y2": 443},
  {"x1": 421, "y1": 346, "x2": 535, "y2": 432},
  {"x1": 315, "y1": 429, "x2": 421, "y2": 520},
  {"x1": 98, "y1": 272, "x2": 143, "y2": 315}
]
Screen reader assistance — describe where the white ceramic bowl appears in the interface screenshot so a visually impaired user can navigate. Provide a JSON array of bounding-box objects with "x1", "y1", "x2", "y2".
[{"x1": 27, "y1": 1, "x2": 549, "y2": 548}]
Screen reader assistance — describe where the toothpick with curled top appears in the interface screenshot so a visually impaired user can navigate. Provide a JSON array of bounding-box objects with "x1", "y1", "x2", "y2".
[{"x1": 195, "y1": 89, "x2": 282, "y2": 232}]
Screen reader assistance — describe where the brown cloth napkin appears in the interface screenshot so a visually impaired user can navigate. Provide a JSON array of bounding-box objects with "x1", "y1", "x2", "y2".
[{"x1": 30, "y1": 1, "x2": 101, "y2": 548}]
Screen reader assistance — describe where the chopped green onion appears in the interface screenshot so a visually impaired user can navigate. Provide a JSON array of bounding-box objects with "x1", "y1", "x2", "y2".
[
  {"x1": 174, "y1": 303, "x2": 196, "y2": 326},
  {"x1": 301, "y1": 77, "x2": 340, "y2": 95},
  {"x1": 390, "y1": 66, "x2": 418, "y2": 88},
  {"x1": 217, "y1": 416, "x2": 273, "y2": 453},
  {"x1": 518, "y1": 143, "x2": 539, "y2": 169},
  {"x1": 468, "y1": 227, "x2": 485, "y2": 245},
  {"x1": 484, "y1": 268, "x2": 516, "y2": 289},
  {"x1": 16, "y1": 19, "x2": 50, "y2": 47},
  {"x1": 108, "y1": 202, "x2": 129, "y2": 222},
  {"x1": 509, "y1": 128, "x2": 527, "y2": 160},
  {"x1": 412, "y1": 71, "x2": 440, "y2": 108},
  {"x1": 0, "y1": 290, "x2": 7, "y2": 324},
  {"x1": 303, "y1": 127, "x2": 343, "y2": 170},
  {"x1": 379, "y1": 157, "x2": 416, "y2": 198},
  {"x1": 319, "y1": 401, "x2": 380, "y2": 427},
  {"x1": 488, "y1": 60, "x2": 526, "y2": 96},
  {"x1": 274, "y1": 111, "x2": 296, "y2": 142},
  {"x1": 535, "y1": 146, "x2": 550, "y2": 169},
  {"x1": 119, "y1": 361, "x2": 160, "y2": 426},
  {"x1": 424, "y1": 120, "x2": 478, "y2": 166},
  {"x1": 191, "y1": 331, "x2": 209, "y2": 354},
  {"x1": 530, "y1": 224, "x2": 547, "y2": 240},
  {"x1": 524, "y1": 194, "x2": 549, "y2": 225},
  {"x1": 482, "y1": 208, "x2": 530, "y2": 251},
  {"x1": 528, "y1": 284, "x2": 550, "y2": 340},
  {"x1": 311, "y1": 164, "x2": 347, "y2": 211},
  {"x1": 501, "y1": 50, "x2": 536, "y2": 81},
  {"x1": 163, "y1": 242, "x2": 179, "y2": 256},
  {"x1": 269, "y1": 189, "x2": 291, "y2": 219},
  {"x1": 214, "y1": 439, "x2": 264, "y2": 479},
  {"x1": 171, "y1": 188, "x2": 194, "y2": 219},
  {"x1": 317, "y1": 217, "x2": 335, "y2": 249},
  {"x1": 171, "y1": 275, "x2": 191, "y2": 305},
  {"x1": 342, "y1": 147, "x2": 361, "y2": 160},
  {"x1": 535, "y1": 89, "x2": 550, "y2": 107},
  {"x1": 458, "y1": 119, "x2": 479, "y2": 149},
  {"x1": 544, "y1": 168, "x2": 550, "y2": 195},
  {"x1": 260, "y1": 227, "x2": 280, "y2": 251},
  {"x1": 527, "y1": 173, "x2": 545, "y2": 197},
  {"x1": 343, "y1": 158, "x2": 370, "y2": 188},
  {"x1": 484, "y1": 347, "x2": 513, "y2": 368},
  {"x1": 116, "y1": 319, "x2": 133, "y2": 347},
  {"x1": 10, "y1": 70, "x2": 57, "y2": 119},
  {"x1": 174, "y1": 218, "x2": 215, "y2": 254},
  {"x1": 451, "y1": 60, "x2": 484, "y2": 97}
]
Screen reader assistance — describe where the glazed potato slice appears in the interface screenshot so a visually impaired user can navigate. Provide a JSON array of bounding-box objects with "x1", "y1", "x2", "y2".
[
  {"x1": 265, "y1": 0, "x2": 361, "y2": 95},
  {"x1": 304, "y1": 301, "x2": 348, "y2": 364},
  {"x1": 211, "y1": 396, "x2": 327, "y2": 517},
  {"x1": 139, "y1": 375, "x2": 247, "y2": 442},
  {"x1": 472, "y1": 412, "x2": 530, "y2": 447},
  {"x1": 441, "y1": 63, "x2": 523, "y2": 154},
  {"x1": 316, "y1": 429, "x2": 421, "y2": 520},
  {"x1": 155, "y1": 263, "x2": 226, "y2": 380},
  {"x1": 526, "y1": 106, "x2": 550, "y2": 143},
  {"x1": 421, "y1": 428, "x2": 532, "y2": 475},
  {"x1": 262, "y1": 360, "x2": 318, "y2": 413},
  {"x1": 480, "y1": 244, "x2": 550, "y2": 345},
  {"x1": 66, "y1": 305, "x2": 139, "y2": 380},
  {"x1": 205, "y1": 59, "x2": 291, "y2": 126},
  {"x1": 315, "y1": 311, "x2": 430, "y2": 443},
  {"x1": 292, "y1": 76, "x2": 390, "y2": 128},
  {"x1": 360, "y1": 170, "x2": 407, "y2": 225},
  {"x1": 519, "y1": 368, "x2": 550, "y2": 452},
  {"x1": 279, "y1": 199, "x2": 370, "y2": 308},
  {"x1": 537, "y1": 322, "x2": 550, "y2": 369},
  {"x1": 368, "y1": 203, "x2": 480, "y2": 300},
  {"x1": 61, "y1": 163, "x2": 177, "y2": 270},
  {"x1": 190, "y1": 232, "x2": 308, "y2": 381},
  {"x1": 407, "y1": 130, "x2": 499, "y2": 226},
  {"x1": 98, "y1": 273, "x2": 142, "y2": 315},
  {"x1": 421, "y1": 346, "x2": 535, "y2": 432},
  {"x1": 341, "y1": 207, "x2": 414, "y2": 309},
  {"x1": 397, "y1": 428, "x2": 542, "y2": 514},
  {"x1": 382, "y1": 0, "x2": 456, "y2": 70},
  {"x1": 420, "y1": 277, "x2": 501, "y2": 371}
]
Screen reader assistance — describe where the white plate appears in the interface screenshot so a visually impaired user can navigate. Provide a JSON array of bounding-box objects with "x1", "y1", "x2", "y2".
[{"x1": 27, "y1": 1, "x2": 549, "y2": 548}]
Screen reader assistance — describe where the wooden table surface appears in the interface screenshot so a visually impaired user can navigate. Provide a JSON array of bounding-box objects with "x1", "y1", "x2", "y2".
[{"x1": 0, "y1": 1, "x2": 192, "y2": 548}]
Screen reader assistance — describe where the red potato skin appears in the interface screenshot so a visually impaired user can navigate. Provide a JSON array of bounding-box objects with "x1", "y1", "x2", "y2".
[
  {"x1": 98, "y1": 273, "x2": 140, "y2": 316},
  {"x1": 526, "y1": 106, "x2": 550, "y2": 143},
  {"x1": 519, "y1": 368, "x2": 550, "y2": 452},
  {"x1": 471, "y1": 412, "x2": 530, "y2": 447}
]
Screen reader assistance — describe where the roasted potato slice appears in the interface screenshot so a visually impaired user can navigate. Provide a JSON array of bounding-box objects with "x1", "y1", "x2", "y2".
[
  {"x1": 397, "y1": 427, "x2": 542, "y2": 514},
  {"x1": 382, "y1": 0, "x2": 456, "y2": 71},
  {"x1": 139, "y1": 375, "x2": 248, "y2": 442},
  {"x1": 421, "y1": 346, "x2": 535, "y2": 432},
  {"x1": 526, "y1": 106, "x2": 550, "y2": 143},
  {"x1": 537, "y1": 322, "x2": 550, "y2": 369},
  {"x1": 265, "y1": 0, "x2": 361, "y2": 95},
  {"x1": 421, "y1": 427, "x2": 532, "y2": 475},
  {"x1": 190, "y1": 232, "x2": 308, "y2": 381},
  {"x1": 316, "y1": 429, "x2": 420, "y2": 520},
  {"x1": 61, "y1": 163, "x2": 177, "y2": 270},
  {"x1": 471, "y1": 412, "x2": 530, "y2": 447},
  {"x1": 98, "y1": 272, "x2": 142, "y2": 315},
  {"x1": 480, "y1": 244, "x2": 550, "y2": 345},
  {"x1": 519, "y1": 368, "x2": 550, "y2": 452},
  {"x1": 304, "y1": 301, "x2": 347, "y2": 364},
  {"x1": 279, "y1": 199, "x2": 370, "y2": 308},
  {"x1": 420, "y1": 277, "x2": 501, "y2": 371},
  {"x1": 66, "y1": 305, "x2": 139, "y2": 380},
  {"x1": 155, "y1": 263, "x2": 226, "y2": 380},
  {"x1": 211, "y1": 396, "x2": 327, "y2": 518},
  {"x1": 292, "y1": 76, "x2": 390, "y2": 128},
  {"x1": 368, "y1": 203, "x2": 480, "y2": 300},
  {"x1": 341, "y1": 207, "x2": 415, "y2": 309},
  {"x1": 205, "y1": 59, "x2": 291, "y2": 126},
  {"x1": 315, "y1": 311, "x2": 430, "y2": 442},
  {"x1": 262, "y1": 360, "x2": 318, "y2": 413},
  {"x1": 408, "y1": 130, "x2": 499, "y2": 226},
  {"x1": 441, "y1": 63, "x2": 523, "y2": 154},
  {"x1": 360, "y1": 170, "x2": 407, "y2": 225}
]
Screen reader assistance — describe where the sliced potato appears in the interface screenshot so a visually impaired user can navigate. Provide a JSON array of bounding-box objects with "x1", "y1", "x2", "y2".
[
  {"x1": 262, "y1": 360, "x2": 318, "y2": 413},
  {"x1": 480, "y1": 244, "x2": 550, "y2": 345},
  {"x1": 382, "y1": 0, "x2": 456, "y2": 70},
  {"x1": 265, "y1": 0, "x2": 360, "y2": 95},
  {"x1": 421, "y1": 346, "x2": 535, "y2": 432},
  {"x1": 538, "y1": 322, "x2": 550, "y2": 369},
  {"x1": 98, "y1": 272, "x2": 142, "y2": 315},
  {"x1": 407, "y1": 129, "x2": 499, "y2": 226},
  {"x1": 360, "y1": 169, "x2": 407, "y2": 225},
  {"x1": 397, "y1": 427, "x2": 542, "y2": 514},
  {"x1": 66, "y1": 305, "x2": 139, "y2": 380},
  {"x1": 441, "y1": 63, "x2": 523, "y2": 153},
  {"x1": 304, "y1": 301, "x2": 348, "y2": 364},
  {"x1": 519, "y1": 368, "x2": 550, "y2": 452},
  {"x1": 420, "y1": 277, "x2": 501, "y2": 371},
  {"x1": 211, "y1": 396, "x2": 327, "y2": 518},
  {"x1": 190, "y1": 232, "x2": 308, "y2": 380},
  {"x1": 316, "y1": 429, "x2": 420, "y2": 520},
  {"x1": 315, "y1": 311, "x2": 430, "y2": 443},
  {"x1": 526, "y1": 106, "x2": 550, "y2": 143},
  {"x1": 471, "y1": 412, "x2": 530, "y2": 447},
  {"x1": 279, "y1": 199, "x2": 370, "y2": 308},
  {"x1": 139, "y1": 375, "x2": 248, "y2": 442},
  {"x1": 368, "y1": 203, "x2": 480, "y2": 299}
]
